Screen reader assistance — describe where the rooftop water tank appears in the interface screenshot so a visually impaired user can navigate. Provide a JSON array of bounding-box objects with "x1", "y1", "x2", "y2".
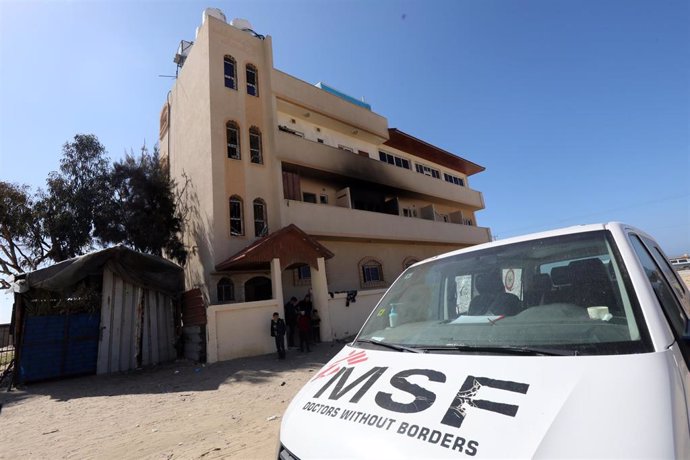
[
  {"x1": 202, "y1": 8, "x2": 226, "y2": 24},
  {"x1": 230, "y1": 18, "x2": 253, "y2": 30}
]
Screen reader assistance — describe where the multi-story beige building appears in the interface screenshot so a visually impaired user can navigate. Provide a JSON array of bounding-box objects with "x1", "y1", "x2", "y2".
[{"x1": 160, "y1": 10, "x2": 491, "y2": 339}]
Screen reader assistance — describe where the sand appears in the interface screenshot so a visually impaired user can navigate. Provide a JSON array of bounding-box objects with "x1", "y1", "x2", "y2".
[{"x1": 0, "y1": 343, "x2": 341, "y2": 459}]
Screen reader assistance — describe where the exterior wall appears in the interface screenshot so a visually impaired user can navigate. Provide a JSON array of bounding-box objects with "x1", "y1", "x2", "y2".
[
  {"x1": 206, "y1": 299, "x2": 280, "y2": 362},
  {"x1": 276, "y1": 132, "x2": 485, "y2": 209},
  {"x1": 281, "y1": 200, "x2": 491, "y2": 246},
  {"x1": 327, "y1": 289, "x2": 385, "y2": 341},
  {"x1": 161, "y1": 18, "x2": 215, "y2": 300},
  {"x1": 319, "y1": 240, "x2": 462, "y2": 293}
]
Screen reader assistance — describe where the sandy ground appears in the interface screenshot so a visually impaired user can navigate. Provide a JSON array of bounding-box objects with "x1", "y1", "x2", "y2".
[{"x1": 0, "y1": 343, "x2": 342, "y2": 459}]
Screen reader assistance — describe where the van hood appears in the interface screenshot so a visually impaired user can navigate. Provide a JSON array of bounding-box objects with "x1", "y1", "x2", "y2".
[{"x1": 280, "y1": 345, "x2": 686, "y2": 459}]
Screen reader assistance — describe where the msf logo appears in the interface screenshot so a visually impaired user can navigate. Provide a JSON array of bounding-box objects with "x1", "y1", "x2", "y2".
[{"x1": 313, "y1": 361, "x2": 529, "y2": 428}]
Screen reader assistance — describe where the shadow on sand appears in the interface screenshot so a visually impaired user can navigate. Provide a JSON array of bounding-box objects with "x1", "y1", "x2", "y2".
[{"x1": 0, "y1": 341, "x2": 343, "y2": 408}]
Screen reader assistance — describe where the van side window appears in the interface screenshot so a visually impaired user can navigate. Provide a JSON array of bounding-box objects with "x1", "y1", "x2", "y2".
[{"x1": 630, "y1": 234, "x2": 688, "y2": 336}]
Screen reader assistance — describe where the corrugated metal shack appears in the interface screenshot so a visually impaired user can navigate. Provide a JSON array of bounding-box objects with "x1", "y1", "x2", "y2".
[{"x1": 12, "y1": 246, "x2": 183, "y2": 384}]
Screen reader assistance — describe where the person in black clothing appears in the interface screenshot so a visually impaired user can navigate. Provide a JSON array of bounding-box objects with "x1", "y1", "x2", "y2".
[
  {"x1": 270, "y1": 312, "x2": 286, "y2": 359},
  {"x1": 284, "y1": 296, "x2": 298, "y2": 348}
]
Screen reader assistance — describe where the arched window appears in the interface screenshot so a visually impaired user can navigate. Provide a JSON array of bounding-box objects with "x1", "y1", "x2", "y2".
[
  {"x1": 224, "y1": 55, "x2": 237, "y2": 89},
  {"x1": 226, "y1": 121, "x2": 240, "y2": 159},
  {"x1": 359, "y1": 257, "x2": 385, "y2": 288},
  {"x1": 245, "y1": 276, "x2": 272, "y2": 301},
  {"x1": 253, "y1": 198, "x2": 267, "y2": 237},
  {"x1": 249, "y1": 126, "x2": 263, "y2": 164},
  {"x1": 229, "y1": 195, "x2": 244, "y2": 236},
  {"x1": 217, "y1": 277, "x2": 235, "y2": 303},
  {"x1": 246, "y1": 64, "x2": 259, "y2": 96},
  {"x1": 403, "y1": 257, "x2": 419, "y2": 270}
]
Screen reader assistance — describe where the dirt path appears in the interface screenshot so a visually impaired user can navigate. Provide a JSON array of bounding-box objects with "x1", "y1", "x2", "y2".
[{"x1": 0, "y1": 343, "x2": 341, "y2": 459}]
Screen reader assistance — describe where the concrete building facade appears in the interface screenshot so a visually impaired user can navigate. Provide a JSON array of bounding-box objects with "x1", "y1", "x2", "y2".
[{"x1": 160, "y1": 10, "x2": 492, "y2": 350}]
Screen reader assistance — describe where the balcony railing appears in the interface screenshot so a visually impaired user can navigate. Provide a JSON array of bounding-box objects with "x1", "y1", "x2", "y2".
[
  {"x1": 275, "y1": 130, "x2": 485, "y2": 210},
  {"x1": 280, "y1": 199, "x2": 492, "y2": 246}
]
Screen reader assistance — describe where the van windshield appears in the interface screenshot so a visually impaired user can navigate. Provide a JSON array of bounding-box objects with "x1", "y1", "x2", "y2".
[{"x1": 357, "y1": 231, "x2": 650, "y2": 355}]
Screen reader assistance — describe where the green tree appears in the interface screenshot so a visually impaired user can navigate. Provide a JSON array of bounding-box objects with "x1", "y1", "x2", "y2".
[
  {"x1": 95, "y1": 144, "x2": 187, "y2": 265},
  {"x1": 42, "y1": 134, "x2": 111, "y2": 261},
  {"x1": 0, "y1": 182, "x2": 50, "y2": 289}
]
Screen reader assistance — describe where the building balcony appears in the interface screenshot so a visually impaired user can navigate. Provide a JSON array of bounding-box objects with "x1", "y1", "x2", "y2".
[
  {"x1": 272, "y1": 70, "x2": 389, "y2": 144},
  {"x1": 280, "y1": 199, "x2": 492, "y2": 246},
  {"x1": 275, "y1": 130, "x2": 485, "y2": 209}
]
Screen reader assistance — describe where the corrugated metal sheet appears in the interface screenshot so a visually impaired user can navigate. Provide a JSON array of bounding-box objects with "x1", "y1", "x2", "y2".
[{"x1": 97, "y1": 268, "x2": 175, "y2": 374}]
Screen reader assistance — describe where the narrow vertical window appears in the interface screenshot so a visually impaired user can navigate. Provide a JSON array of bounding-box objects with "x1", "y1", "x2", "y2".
[
  {"x1": 249, "y1": 127, "x2": 263, "y2": 164},
  {"x1": 253, "y1": 198, "x2": 267, "y2": 237},
  {"x1": 226, "y1": 121, "x2": 240, "y2": 159},
  {"x1": 224, "y1": 56, "x2": 237, "y2": 89},
  {"x1": 246, "y1": 64, "x2": 258, "y2": 96},
  {"x1": 229, "y1": 196, "x2": 243, "y2": 236}
]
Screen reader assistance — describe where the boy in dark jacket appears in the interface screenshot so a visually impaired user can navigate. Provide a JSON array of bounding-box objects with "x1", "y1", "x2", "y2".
[{"x1": 270, "y1": 312, "x2": 286, "y2": 359}]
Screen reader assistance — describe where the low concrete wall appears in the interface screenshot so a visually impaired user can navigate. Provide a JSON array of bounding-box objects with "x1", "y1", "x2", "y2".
[
  {"x1": 326, "y1": 289, "x2": 386, "y2": 341},
  {"x1": 207, "y1": 299, "x2": 280, "y2": 363}
]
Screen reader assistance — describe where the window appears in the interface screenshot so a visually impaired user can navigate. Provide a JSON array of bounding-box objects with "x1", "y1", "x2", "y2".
[
  {"x1": 226, "y1": 121, "x2": 240, "y2": 159},
  {"x1": 246, "y1": 64, "x2": 258, "y2": 96},
  {"x1": 319, "y1": 194, "x2": 329, "y2": 204},
  {"x1": 378, "y1": 151, "x2": 410, "y2": 170},
  {"x1": 294, "y1": 265, "x2": 312, "y2": 286},
  {"x1": 224, "y1": 56, "x2": 237, "y2": 89},
  {"x1": 302, "y1": 192, "x2": 317, "y2": 203},
  {"x1": 415, "y1": 163, "x2": 440, "y2": 179},
  {"x1": 443, "y1": 173, "x2": 465, "y2": 187},
  {"x1": 253, "y1": 198, "x2": 267, "y2": 237},
  {"x1": 402, "y1": 208, "x2": 417, "y2": 218},
  {"x1": 630, "y1": 234, "x2": 690, "y2": 337},
  {"x1": 317, "y1": 138, "x2": 324, "y2": 144},
  {"x1": 249, "y1": 127, "x2": 263, "y2": 164},
  {"x1": 359, "y1": 257, "x2": 385, "y2": 288},
  {"x1": 217, "y1": 277, "x2": 235, "y2": 303},
  {"x1": 229, "y1": 196, "x2": 244, "y2": 236}
]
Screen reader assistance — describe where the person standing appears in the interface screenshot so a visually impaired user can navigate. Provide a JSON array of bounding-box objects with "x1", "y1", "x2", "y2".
[
  {"x1": 311, "y1": 309, "x2": 321, "y2": 343},
  {"x1": 296, "y1": 309, "x2": 311, "y2": 352},
  {"x1": 284, "y1": 296, "x2": 298, "y2": 348},
  {"x1": 270, "y1": 312, "x2": 286, "y2": 359}
]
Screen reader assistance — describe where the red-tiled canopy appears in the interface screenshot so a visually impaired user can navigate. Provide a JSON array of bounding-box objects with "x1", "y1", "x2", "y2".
[{"x1": 215, "y1": 224, "x2": 334, "y2": 272}]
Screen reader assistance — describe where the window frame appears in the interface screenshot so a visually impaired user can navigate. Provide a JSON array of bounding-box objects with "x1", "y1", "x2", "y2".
[
  {"x1": 224, "y1": 55, "x2": 237, "y2": 90},
  {"x1": 359, "y1": 257, "x2": 385, "y2": 288},
  {"x1": 226, "y1": 121, "x2": 241, "y2": 160},
  {"x1": 246, "y1": 64, "x2": 259, "y2": 96},
  {"x1": 378, "y1": 150, "x2": 411, "y2": 170},
  {"x1": 229, "y1": 195, "x2": 244, "y2": 236},
  {"x1": 415, "y1": 163, "x2": 440, "y2": 179},
  {"x1": 443, "y1": 172, "x2": 465, "y2": 187},
  {"x1": 249, "y1": 126, "x2": 263, "y2": 164},
  {"x1": 293, "y1": 265, "x2": 312, "y2": 286},
  {"x1": 253, "y1": 198, "x2": 268, "y2": 237},
  {"x1": 217, "y1": 277, "x2": 235, "y2": 303}
]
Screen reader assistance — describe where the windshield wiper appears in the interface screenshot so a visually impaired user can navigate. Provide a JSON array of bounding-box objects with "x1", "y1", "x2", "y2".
[
  {"x1": 417, "y1": 344, "x2": 578, "y2": 356},
  {"x1": 354, "y1": 338, "x2": 425, "y2": 353}
]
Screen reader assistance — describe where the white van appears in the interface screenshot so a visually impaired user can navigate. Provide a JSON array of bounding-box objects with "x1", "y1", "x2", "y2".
[{"x1": 279, "y1": 223, "x2": 690, "y2": 458}]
